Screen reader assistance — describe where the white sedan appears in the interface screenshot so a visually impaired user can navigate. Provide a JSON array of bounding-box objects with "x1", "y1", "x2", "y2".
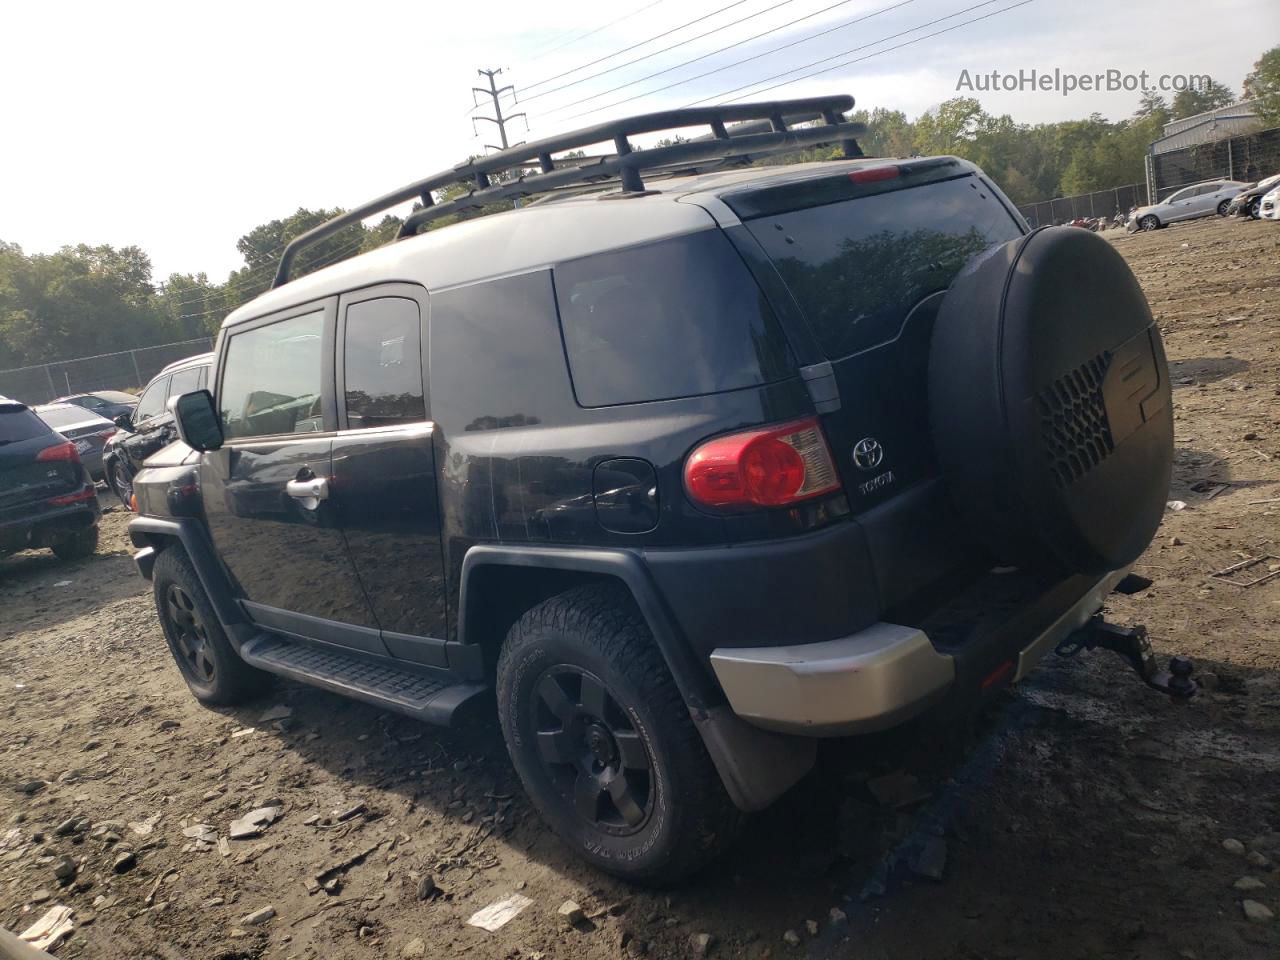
[
  {"x1": 1129, "y1": 179, "x2": 1247, "y2": 231},
  {"x1": 1260, "y1": 185, "x2": 1280, "y2": 221}
]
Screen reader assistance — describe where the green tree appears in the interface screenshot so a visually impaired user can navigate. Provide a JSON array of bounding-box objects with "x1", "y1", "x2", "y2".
[
  {"x1": 1170, "y1": 78, "x2": 1236, "y2": 120},
  {"x1": 1243, "y1": 46, "x2": 1280, "y2": 126}
]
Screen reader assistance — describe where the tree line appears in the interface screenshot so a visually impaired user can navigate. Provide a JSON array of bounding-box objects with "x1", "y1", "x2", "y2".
[{"x1": 3, "y1": 48, "x2": 1276, "y2": 371}]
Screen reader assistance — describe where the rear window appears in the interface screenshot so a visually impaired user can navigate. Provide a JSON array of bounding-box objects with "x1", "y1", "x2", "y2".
[
  {"x1": 0, "y1": 407, "x2": 51, "y2": 444},
  {"x1": 553, "y1": 230, "x2": 794, "y2": 407},
  {"x1": 33, "y1": 406, "x2": 94, "y2": 429},
  {"x1": 745, "y1": 176, "x2": 1023, "y2": 360}
]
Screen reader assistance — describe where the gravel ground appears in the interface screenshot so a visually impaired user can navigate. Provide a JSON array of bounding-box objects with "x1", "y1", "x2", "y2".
[{"x1": 2, "y1": 216, "x2": 1278, "y2": 959}]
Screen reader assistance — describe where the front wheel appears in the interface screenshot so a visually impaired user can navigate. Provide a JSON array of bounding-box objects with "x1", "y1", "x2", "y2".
[
  {"x1": 496, "y1": 583, "x2": 741, "y2": 884},
  {"x1": 1140, "y1": 215, "x2": 1160, "y2": 231},
  {"x1": 1249, "y1": 197, "x2": 1262, "y2": 219},
  {"x1": 110, "y1": 460, "x2": 133, "y2": 509},
  {"x1": 153, "y1": 547, "x2": 272, "y2": 705},
  {"x1": 1217, "y1": 200, "x2": 1230, "y2": 216}
]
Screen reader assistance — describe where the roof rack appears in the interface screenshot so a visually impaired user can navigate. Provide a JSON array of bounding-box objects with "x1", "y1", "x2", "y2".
[{"x1": 272, "y1": 95, "x2": 863, "y2": 288}]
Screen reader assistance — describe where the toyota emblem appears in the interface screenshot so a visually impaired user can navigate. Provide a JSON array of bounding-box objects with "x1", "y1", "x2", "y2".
[{"x1": 852, "y1": 437, "x2": 884, "y2": 472}]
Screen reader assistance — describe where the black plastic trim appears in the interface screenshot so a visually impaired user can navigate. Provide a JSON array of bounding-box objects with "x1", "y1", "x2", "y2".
[{"x1": 128, "y1": 516, "x2": 246, "y2": 631}]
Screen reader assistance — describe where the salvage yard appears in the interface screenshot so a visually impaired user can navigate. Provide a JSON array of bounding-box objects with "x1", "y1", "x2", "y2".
[{"x1": 2, "y1": 217, "x2": 1278, "y2": 959}]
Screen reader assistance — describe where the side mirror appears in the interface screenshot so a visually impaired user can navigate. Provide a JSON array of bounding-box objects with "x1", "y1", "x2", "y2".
[
  {"x1": 113, "y1": 411, "x2": 134, "y2": 431},
  {"x1": 169, "y1": 389, "x2": 223, "y2": 452}
]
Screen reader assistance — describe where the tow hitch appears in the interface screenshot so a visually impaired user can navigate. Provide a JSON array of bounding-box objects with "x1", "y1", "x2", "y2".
[{"x1": 1056, "y1": 616, "x2": 1197, "y2": 701}]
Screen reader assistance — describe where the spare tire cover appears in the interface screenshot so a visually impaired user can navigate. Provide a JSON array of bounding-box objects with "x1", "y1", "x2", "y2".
[{"x1": 929, "y1": 226, "x2": 1173, "y2": 576}]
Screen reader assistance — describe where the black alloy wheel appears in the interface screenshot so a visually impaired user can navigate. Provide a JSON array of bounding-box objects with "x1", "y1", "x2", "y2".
[
  {"x1": 530, "y1": 665, "x2": 652, "y2": 835},
  {"x1": 165, "y1": 582, "x2": 216, "y2": 685}
]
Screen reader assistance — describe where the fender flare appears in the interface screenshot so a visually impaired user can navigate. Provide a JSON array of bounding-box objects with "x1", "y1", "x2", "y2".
[
  {"x1": 128, "y1": 516, "x2": 247, "y2": 634},
  {"x1": 459, "y1": 544, "x2": 815, "y2": 811}
]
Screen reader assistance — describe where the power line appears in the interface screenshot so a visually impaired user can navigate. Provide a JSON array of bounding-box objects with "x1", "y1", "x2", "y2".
[
  {"x1": 520, "y1": 0, "x2": 671, "y2": 65},
  {"x1": 515, "y1": 0, "x2": 804, "y2": 108},
  {"x1": 553, "y1": 0, "x2": 911, "y2": 122},
  {"x1": 512, "y1": 0, "x2": 751, "y2": 97},
  {"x1": 686, "y1": 0, "x2": 1026, "y2": 106}
]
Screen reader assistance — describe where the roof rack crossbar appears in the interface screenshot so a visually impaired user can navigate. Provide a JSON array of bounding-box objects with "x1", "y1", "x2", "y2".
[{"x1": 271, "y1": 95, "x2": 859, "y2": 288}]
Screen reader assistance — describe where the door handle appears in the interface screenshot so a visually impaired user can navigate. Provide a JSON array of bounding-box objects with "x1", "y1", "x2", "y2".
[{"x1": 286, "y1": 477, "x2": 329, "y2": 506}]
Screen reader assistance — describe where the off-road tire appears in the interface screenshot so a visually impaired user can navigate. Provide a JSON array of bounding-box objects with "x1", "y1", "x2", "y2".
[
  {"x1": 1139, "y1": 215, "x2": 1159, "y2": 231},
  {"x1": 496, "y1": 582, "x2": 741, "y2": 885},
  {"x1": 52, "y1": 526, "x2": 99, "y2": 561},
  {"x1": 153, "y1": 546, "x2": 271, "y2": 705}
]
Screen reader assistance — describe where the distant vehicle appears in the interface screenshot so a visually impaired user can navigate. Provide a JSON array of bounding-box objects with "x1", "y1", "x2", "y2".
[
  {"x1": 103, "y1": 353, "x2": 213, "y2": 508},
  {"x1": 1260, "y1": 184, "x2": 1280, "y2": 221},
  {"x1": 0, "y1": 395, "x2": 100, "y2": 561},
  {"x1": 1130, "y1": 179, "x2": 1247, "y2": 230},
  {"x1": 52, "y1": 389, "x2": 138, "y2": 421},
  {"x1": 1228, "y1": 173, "x2": 1280, "y2": 219},
  {"x1": 31, "y1": 403, "x2": 117, "y2": 481}
]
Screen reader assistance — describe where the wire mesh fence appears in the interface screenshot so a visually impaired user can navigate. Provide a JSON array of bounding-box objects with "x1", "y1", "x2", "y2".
[
  {"x1": 0, "y1": 337, "x2": 215, "y2": 405},
  {"x1": 1016, "y1": 183, "x2": 1147, "y2": 228},
  {"x1": 1150, "y1": 126, "x2": 1280, "y2": 200}
]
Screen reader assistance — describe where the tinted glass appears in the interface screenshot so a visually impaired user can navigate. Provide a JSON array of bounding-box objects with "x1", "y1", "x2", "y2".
[
  {"x1": 168, "y1": 365, "x2": 202, "y2": 399},
  {"x1": 220, "y1": 311, "x2": 324, "y2": 440},
  {"x1": 134, "y1": 377, "x2": 170, "y2": 421},
  {"x1": 554, "y1": 230, "x2": 794, "y2": 407},
  {"x1": 72, "y1": 396, "x2": 105, "y2": 409},
  {"x1": 343, "y1": 297, "x2": 425, "y2": 428},
  {"x1": 0, "y1": 408, "x2": 50, "y2": 443},
  {"x1": 34, "y1": 406, "x2": 96, "y2": 429},
  {"x1": 1167, "y1": 187, "x2": 1195, "y2": 202},
  {"x1": 746, "y1": 176, "x2": 1023, "y2": 360}
]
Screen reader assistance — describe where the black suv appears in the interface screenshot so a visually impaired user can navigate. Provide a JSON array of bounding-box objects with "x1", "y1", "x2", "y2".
[
  {"x1": 103, "y1": 352, "x2": 212, "y2": 508},
  {"x1": 1, "y1": 395, "x2": 100, "y2": 560},
  {"x1": 129, "y1": 97, "x2": 1176, "y2": 883}
]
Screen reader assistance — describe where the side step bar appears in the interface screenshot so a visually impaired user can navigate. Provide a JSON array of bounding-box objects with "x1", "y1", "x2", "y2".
[{"x1": 240, "y1": 633, "x2": 486, "y2": 726}]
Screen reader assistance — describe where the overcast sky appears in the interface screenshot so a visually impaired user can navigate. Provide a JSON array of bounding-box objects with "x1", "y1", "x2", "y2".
[{"x1": 5, "y1": 0, "x2": 1276, "y2": 281}]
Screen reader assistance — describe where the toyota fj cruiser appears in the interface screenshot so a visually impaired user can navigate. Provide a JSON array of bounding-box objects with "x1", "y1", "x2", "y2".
[{"x1": 128, "y1": 96, "x2": 1183, "y2": 883}]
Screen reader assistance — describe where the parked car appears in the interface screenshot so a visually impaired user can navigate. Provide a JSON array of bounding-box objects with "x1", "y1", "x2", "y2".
[
  {"x1": 1, "y1": 395, "x2": 100, "y2": 560},
  {"x1": 103, "y1": 353, "x2": 213, "y2": 508},
  {"x1": 52, "y1": 389, "x2": 139, "y2": 421},
  {"x1": 127, "y1": 97, "x2": 1180, "y2": 883},
  {"x1": 1129, "y1": 179, "x2": 1247, "y2": 230},
  {"x1": 31, "y1": 403, "x2": 117, "y2": 480},
  {"x1": 1259, "y1": 184, "x2": 1280, "y2": 221},
  {"x1": 1228, "y1": 173, "x2": 1280, "y2": 219}
]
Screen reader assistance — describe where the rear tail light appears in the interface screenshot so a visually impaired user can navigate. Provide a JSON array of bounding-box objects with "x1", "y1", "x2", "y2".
[
  {"x1": 684, "y1": 417, "x2": 841, "y2": 511},
  {"x1": 36, "y1": 440, "x2": 80, "y2": 463},
  {"x1": 849, "y1": 165, "x2": 900, "y2": 184},
  {"x1": 96, "y1": 428, "x2": 117, "y2": 440}
]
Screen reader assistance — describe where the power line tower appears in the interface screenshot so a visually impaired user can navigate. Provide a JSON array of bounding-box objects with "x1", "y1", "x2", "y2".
[{"x1": 472, "y1": 68, "x2": 527, "y2": 152}]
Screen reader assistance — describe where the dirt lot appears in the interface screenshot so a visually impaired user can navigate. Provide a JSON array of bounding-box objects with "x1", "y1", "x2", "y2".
[{"x1": 2, "y1": 217, "x2": 1278, "y2": 960}]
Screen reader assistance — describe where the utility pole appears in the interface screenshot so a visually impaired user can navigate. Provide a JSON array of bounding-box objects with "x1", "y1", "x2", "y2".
[{"x1": 472, "y1": 68, "x2": 526, "y2": 153}]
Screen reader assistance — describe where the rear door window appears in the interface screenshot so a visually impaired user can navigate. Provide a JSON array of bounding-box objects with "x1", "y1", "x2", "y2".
[
  {"x1": 554, "y1": 230, "x2": 794, "y2": 407},
  {"x1": 342, "y1": 297, "x2": 426, "y2": 428},
  {"x1": 168, "y1": 365, "x2": 202, "y2": 399},
  {"x1": 744, "y1": 176, "x2": 1023, "y2": 360}
]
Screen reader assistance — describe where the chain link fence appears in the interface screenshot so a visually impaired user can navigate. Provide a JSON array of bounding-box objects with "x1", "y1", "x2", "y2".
[
  {"x1": 1017, "y1": 183, "x2": 1147, "y2": 228},
  {"x1": 0, "y1": 338, "x2": 215, "y2": 405},
  {"x1": 1150, "y1": 126, "x2": 1280, "y2": 200}
]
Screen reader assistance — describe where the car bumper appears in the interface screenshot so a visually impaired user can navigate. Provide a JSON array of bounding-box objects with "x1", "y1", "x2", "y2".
[
  {"x1": 0, "y1": 495, "x2": 100, "y2": 554},
  {"x1": 710, "y1": 566, "x2": 1130, "y2": 735}
]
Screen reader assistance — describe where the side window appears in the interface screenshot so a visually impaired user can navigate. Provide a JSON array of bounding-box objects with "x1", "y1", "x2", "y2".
[
  {"x1": 168, "y1": 366, "x2": 202, "y2": 399},
  {"x1": 134, "y1": 376, "x2": 170, "y2": 421},
  {"x1": 343, "y1": 297, "x2": 425, "y2": 428},
  {"x1": 219, "y1": 310, "x2": 325, "y2": 440},
  {"x1": 78, "y1": 396, "x2": 106, "y2": 410},
  {"x1": 1167, "y1": 187, "x2": 1195, "y2": 203}
]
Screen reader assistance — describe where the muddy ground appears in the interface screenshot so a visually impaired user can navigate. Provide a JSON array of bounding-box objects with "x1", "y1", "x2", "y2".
[{"x1": 2, "y1": 216, "x2": 1278, "y2": 960}]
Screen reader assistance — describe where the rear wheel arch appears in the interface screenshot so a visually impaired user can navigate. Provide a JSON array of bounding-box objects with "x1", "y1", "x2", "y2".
[{"x1": 457, "y1": 546, "x2": 719, "y2": 709}]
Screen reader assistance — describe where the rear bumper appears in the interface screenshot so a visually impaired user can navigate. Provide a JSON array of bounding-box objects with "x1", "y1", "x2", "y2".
[
  {"x1": 710, "y1": 566, "x2": 1130, "y2": 735},
  {"x1": 0, "y1": 495, "x2": 99, "y2": 553}
]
